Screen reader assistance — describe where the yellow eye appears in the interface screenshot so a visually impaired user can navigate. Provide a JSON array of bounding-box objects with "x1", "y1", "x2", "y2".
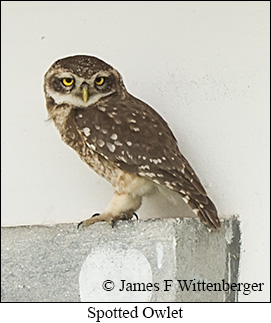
[
  {"x1": 95, "y1": 77, "x2": 105, "y2": 86},
  {"x1": 62, "y1": 78, "x2": 74, "y2": 87}
]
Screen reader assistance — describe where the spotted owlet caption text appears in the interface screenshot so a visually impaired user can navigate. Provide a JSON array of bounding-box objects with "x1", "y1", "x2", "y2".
[{"x1": 88, "y1": 305, "x2": 184, "y2": 322}]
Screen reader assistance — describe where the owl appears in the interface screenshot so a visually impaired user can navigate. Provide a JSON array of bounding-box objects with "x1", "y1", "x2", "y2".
[{"x1": 44, "y1": 55, "x2": 221, "y2": 230}]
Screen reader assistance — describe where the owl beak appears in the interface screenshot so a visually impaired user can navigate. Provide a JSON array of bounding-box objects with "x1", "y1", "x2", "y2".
[{"x1": 82, "y1": 86, "x2": 89, "y2": 103}]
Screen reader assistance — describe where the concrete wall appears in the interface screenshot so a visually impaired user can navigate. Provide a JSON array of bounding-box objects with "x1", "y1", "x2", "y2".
[
  {"x1": 1, "y1": 2, "x2": 270, "y2": 302},
  {"x1": 1, "y1": 218, "x2": 241, "y2": 302}
]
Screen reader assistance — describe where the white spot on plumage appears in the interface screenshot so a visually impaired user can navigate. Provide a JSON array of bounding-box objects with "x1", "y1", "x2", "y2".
[
  {"x1": 153, "y1": 179, "x2": 160, "y2": 185},
  {"x1": 126, "y1": 141, "x2": 132, "y2": 146},
  {"x1": 126, "y1": 151, "x2": 134, "y2": 160},
  {"x1": 82, "y1": 127, "x2": 90, "y2": 136},
  {"x1": 95, "y1": 125, "x2": 100, "y2": 130},
  {"x1": 98, "y1": 106, "x2": 106, "y2": 112},
  {"x1": 157, "y1": 174, "x2": 164, "y2": 178},
  {"x1": 114, "y1": 118, "x2": 122, "y2": 125},
  {"x1": 114, "y1": 141, "x2": 123, "y2": 146},
  {"x1": 140, "y1": 165, "x2": 150, "y2": 170},
  {"x1": 106, "y1": 142, "x2": 116, "y2": 153},
  {"x1": 102, "y1": 154, "x2": 109, "y2": 160},
  {"x1": 132, "y1": 127, "x2": 140, "y2": 132},
  {"x1": 144, "y1": 172, "x2": 156, "y2": 178},
  {"x1": 182, "y1": 197, "x2": 189, "y2": 204},
  {"x1": 78, "y1": 114, "x2": 83, "y2": 118},
  {"x1": 97, "y1": 139, "x2": 105, "y2": 147},
  {"x1": 128, "y1": 119, "x2": 137, "y2": 123},
  {"x1": 110, "y1": 133, "x2": 118, "y2": 140},
  {"x1": 86, "y1": 142, "x2": 96, "y2": 150},
  {"x1": 107, "y1": 112, "x2": 117, "y2": 118},
  {"x1": 117, "y1": 156, "x2": 127, "y2": 163}
]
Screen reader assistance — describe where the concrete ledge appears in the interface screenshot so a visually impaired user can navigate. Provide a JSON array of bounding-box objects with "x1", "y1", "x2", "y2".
[{"x1": 1, "y1": 217, "x2": 241, "y2": 302}]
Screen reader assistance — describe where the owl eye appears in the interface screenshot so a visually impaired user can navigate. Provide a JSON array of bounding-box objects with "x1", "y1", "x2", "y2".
[
  {"x1": 95, "y1": 77, "x2": 105, "y2": 86},
  {"x1": 62, "y1": 78, "x2": 74, "y2": 87}
]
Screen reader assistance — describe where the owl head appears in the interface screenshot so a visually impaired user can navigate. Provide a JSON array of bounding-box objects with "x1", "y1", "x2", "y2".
[{"x1": 44, "y1": 55, "x2": 126, "y2": 109}]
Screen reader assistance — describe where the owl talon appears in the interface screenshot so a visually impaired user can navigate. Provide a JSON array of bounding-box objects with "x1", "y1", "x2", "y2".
[
  {"x1": 133, "y1": 212, "x2": 139, "y2": 220},
  {"x1": 110, "y1": 212, "x2": 134, "y2": 228},
  {"x1": 77, "y1": 221, "x2": 84, "y2": 229},
  {"x1": 77, "y1": 213, "x2": 100, "y2": 229}
]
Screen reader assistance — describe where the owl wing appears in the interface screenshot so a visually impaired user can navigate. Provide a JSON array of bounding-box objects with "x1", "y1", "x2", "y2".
[{"x1": 72, "y1": 94, "x2": 220, "y2": 229}]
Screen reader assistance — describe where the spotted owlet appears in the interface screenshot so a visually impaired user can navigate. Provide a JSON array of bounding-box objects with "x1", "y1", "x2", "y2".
[{"x1": 44, "y1": 55, "x2": 221, "y2": 230}]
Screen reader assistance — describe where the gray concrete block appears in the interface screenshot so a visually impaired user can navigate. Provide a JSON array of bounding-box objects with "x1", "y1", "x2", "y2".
[{"x1": 1, "y1": 217, "x2": 241, "y2": 302}]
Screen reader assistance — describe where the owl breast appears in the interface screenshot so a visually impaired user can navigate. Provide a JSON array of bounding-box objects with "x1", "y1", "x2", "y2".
[{"x1": 80, "y1": 152, "x2": 122, "y2": 187}]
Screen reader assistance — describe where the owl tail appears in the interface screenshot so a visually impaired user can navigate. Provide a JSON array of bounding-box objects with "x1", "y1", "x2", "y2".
[{"x1": 186, "y1": 195, "x2": 221, "y2": 230}]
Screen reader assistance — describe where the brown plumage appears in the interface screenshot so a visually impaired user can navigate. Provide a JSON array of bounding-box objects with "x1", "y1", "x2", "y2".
[{"x1": 44, "y1": 55, "x2": 221, "y2": 229}]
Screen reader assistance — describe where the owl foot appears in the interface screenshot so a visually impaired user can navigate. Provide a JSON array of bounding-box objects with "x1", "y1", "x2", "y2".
[{"x1": 77, "y1": 211, "x2": 135, "y2": 229}]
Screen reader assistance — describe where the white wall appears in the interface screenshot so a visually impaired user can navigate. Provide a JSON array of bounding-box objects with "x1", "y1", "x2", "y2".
[{"x1": 2, "y1": 1, "x2": 269, "y2": 301}]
